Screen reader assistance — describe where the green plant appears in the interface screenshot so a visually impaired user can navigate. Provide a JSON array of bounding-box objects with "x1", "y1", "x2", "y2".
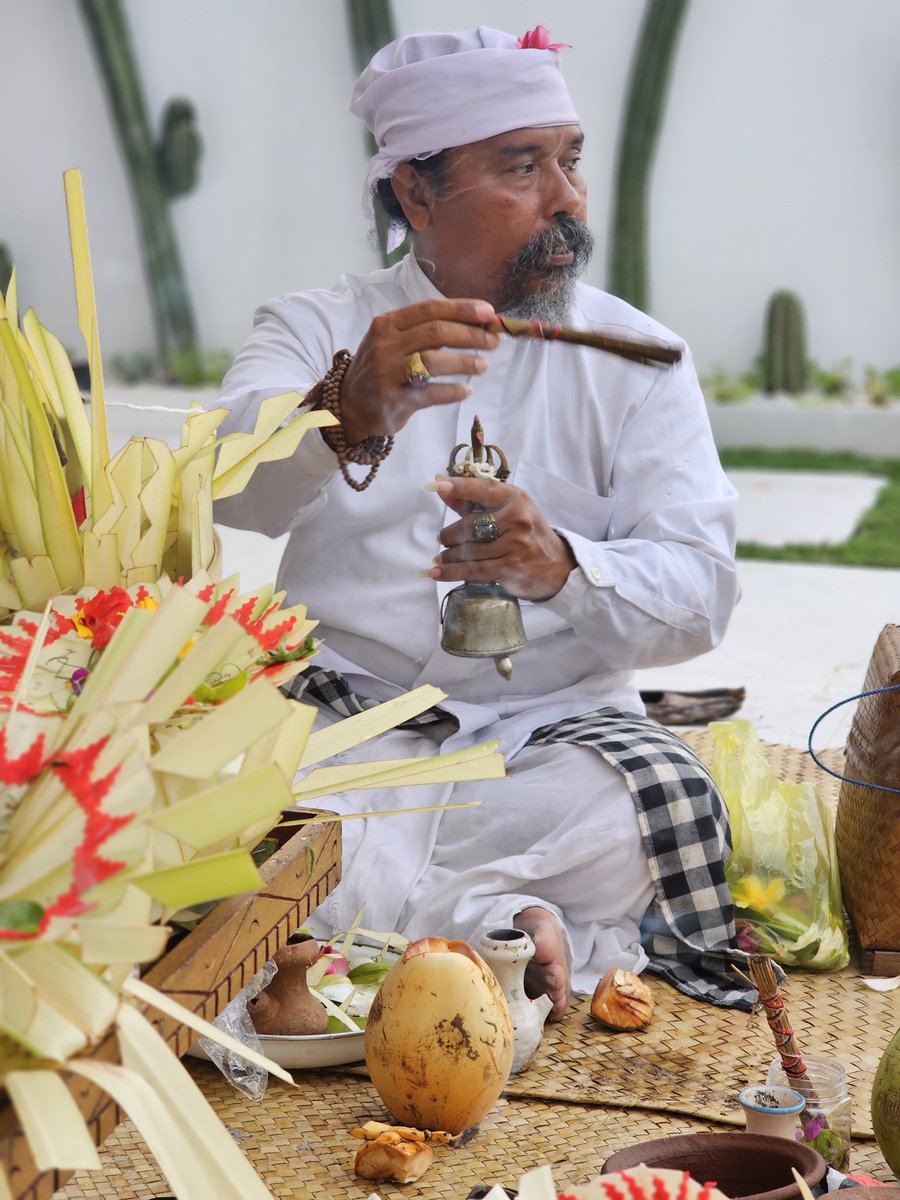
[
  {"x1": 79, "y1": 0, "x2": 201, "y2": 382},
  {"x1": 608, "y1": 0, "x2": 689, "y2": 310},
  {"x1": 865, "y1": 364, "x2": 900, "y2": 405},
  {"x1": 762, "y1": 290, "x2": 807, "y2": 394},
  {"x1": 808, "y1": 356, "x2": 853, "y2": 398},
  {"x1": 165, "y1": 347, "x2": 235, "y2": 387},
  {"x1": 110, "y1": 350, "x2": 157, "y2": 383},
  {"x1": 703, "y1": 361, "x2": 762, "y2": 403}
]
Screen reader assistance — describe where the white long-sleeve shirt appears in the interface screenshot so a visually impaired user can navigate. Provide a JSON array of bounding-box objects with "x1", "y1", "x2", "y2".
[{"x1": 213, "y1": 252, "x2": 739, "y2": 758}]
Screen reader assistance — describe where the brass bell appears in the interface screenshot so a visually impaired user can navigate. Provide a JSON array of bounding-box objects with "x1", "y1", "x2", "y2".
[
  {"x1": 438, "y1": 417, "x2": 527, "y2": 680},
  {"x1": 441, "y1": 582, "x2": 526, "y2": 681}
]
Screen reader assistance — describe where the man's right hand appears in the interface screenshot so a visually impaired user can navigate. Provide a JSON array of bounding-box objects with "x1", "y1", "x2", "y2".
[{"x1": 337, "y1": 298, "x2": 500, "y2": 447}]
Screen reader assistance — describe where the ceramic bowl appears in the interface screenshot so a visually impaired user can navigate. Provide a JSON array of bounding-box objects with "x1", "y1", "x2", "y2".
[{"x1": 601, "y1": 1131, "x2": 826, "y2": 1200}]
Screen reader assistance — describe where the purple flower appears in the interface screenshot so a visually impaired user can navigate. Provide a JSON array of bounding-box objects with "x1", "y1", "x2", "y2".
[
  {"x1": 736, "y1": 924, "x2": 761, "y2": 952},
  {"x1": 70, "y1": 668, "x2": 90, "y2": 696},
  {"x1": 802, "y1": 1115, "x2": 827, "y2": 1140}
]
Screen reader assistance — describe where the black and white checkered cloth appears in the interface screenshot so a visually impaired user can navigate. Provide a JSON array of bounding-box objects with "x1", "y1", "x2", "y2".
[
  {"x1": 529, "y1": 708, "x2": 753, "y2": 1009},
  {"x1": 281, "y1": 666, "x2": 454, "y2": 727},
  {"x1": 283, "y1": 668, "x2": 754, "y2": 1010}
]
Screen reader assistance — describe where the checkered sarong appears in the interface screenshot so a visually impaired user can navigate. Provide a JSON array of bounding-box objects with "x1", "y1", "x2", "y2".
[
  {"x1": 283, "y1": 670, "x2": 753, "y2": 1010},
  {"x1": 528, "y1": 708, "x2": 752, "y2": 1009}
]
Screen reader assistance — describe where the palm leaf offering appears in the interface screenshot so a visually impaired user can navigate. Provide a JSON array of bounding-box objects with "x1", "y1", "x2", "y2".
[
  {"x1": 0, "y1": 168, "x2": 337, "y2": 618},
  {"x1": 0, "y1": 174, "x2": 506, "y2": 1197}
]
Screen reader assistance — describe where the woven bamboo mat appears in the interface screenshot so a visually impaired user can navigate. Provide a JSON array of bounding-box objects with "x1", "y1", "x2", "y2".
[
  {"x1": 55, "y1": 1063, "x2": 895, "y2": 1200},
  {"x1": 334, "y1": 740, "x2": 881, "y2": 1128},
  {"x1": 58, "y1": 739, "x2": 898, "y2": 1197}
]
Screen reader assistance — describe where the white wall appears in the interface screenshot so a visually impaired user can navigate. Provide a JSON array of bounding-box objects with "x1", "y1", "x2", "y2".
[{"x1": 3, "y1": 1, "x2": 898, "y2": 379}]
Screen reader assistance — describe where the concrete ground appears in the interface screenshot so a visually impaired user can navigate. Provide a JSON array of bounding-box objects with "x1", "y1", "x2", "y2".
[
  {"x1": 635, "y1": 468, "x2": 898, "y2": 751},
  {"x1": 105, "y1": 390, "x2": 898, "y2": 753}
]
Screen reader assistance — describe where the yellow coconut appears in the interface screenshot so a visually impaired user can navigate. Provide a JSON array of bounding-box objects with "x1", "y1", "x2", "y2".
[{"x1": 363, "y1": 936, "x2": 515, "y2": 1134}]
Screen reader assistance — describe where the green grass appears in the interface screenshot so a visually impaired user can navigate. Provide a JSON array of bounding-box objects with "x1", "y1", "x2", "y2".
[{"x1": 718, "y1": 447, "x2": 900, "y2": 568}]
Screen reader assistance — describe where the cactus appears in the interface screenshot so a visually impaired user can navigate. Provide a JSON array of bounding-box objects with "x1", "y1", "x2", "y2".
[
  {"x1": 763, "y1": 289, "x2": 808, "y2": 393},
  {"x1": 0, "y1": 243, "x2": 12, "y2": 295},
  {"x1": 608, "y1": 0, "x2": 689, "y2": 311},
  {"x1": 156, "y1": 97, "x2": 203, "y2": 198},
  {"x1": 79, "y1": 0, "x2": 200, "y2": 381},
  {"x1": 346, "y1": 0, "x2": 403, "y2": 267}
]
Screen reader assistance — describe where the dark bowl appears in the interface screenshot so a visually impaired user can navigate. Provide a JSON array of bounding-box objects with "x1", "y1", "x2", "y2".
[{"x1": 602, "y1": 1132, "x2": 827, "y2": 1200}]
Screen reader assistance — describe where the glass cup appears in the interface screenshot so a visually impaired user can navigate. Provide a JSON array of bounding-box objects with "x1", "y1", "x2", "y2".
[{"x1": 766, "y1": 1056, "x2": 852, "y2": 1171}]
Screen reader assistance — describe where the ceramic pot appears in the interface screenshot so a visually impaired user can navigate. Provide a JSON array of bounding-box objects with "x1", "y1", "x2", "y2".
[
  {"x1": 602, "y1": 1131, "x2": 826, "y2": 1200},
  {"x1": 738, "y1": 1085, "x2": 806, "y2": 1139},
  {"x1": 477, "y1": 927, "x2": 553, "y2": 1075}
]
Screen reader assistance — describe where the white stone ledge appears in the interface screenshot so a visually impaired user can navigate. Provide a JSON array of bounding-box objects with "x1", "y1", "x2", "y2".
[{"x1": 708, "y1": 397, "x2": 900, "y2": 456}]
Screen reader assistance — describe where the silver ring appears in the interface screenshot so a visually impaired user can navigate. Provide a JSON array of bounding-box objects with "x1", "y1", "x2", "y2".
[{"x1": 472, "y1": 512, "x2": 499, "y2": 542}]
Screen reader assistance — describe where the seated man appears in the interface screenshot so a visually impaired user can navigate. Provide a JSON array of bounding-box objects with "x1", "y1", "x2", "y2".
[{"x1": 212, "y1": 25, "x2": 750, "y2": 1018}]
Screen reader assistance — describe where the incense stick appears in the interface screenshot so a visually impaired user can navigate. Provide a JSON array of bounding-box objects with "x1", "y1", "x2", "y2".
[{"x1": 489, "y1": 314, "x2": 683, "y2": 367}]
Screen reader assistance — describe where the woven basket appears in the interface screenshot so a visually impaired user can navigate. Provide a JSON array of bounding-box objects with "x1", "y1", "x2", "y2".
[{"x1": 835, "y1": 623, "x2": 900, "y2": 974}]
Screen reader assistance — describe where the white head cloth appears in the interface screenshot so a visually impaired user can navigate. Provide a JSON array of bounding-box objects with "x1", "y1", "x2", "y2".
[{"x1": 350, "y1": 25, "x2": 580, "y2": 242}]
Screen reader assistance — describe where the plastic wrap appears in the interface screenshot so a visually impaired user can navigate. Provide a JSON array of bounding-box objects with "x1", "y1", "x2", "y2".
[
  {"x1": 709, "y1": 719, "x2": 849, "y2": 970},
  {"x1": 197, "y1": 959, "x2": 278, "y2": 1099}
]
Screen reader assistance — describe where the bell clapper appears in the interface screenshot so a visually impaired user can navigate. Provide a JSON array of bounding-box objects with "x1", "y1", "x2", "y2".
[{"x1": 495, "y1": 656, "x2": 513, "y2": 681}]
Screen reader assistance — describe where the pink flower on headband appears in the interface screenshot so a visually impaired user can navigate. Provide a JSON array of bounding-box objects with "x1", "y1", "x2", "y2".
[{"x1": 517, "y1": 26, "x2": 571, "y2": 51}]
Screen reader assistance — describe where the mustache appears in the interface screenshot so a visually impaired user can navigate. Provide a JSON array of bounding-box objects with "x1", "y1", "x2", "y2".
[{"x1": 512, "y1": 216, "x2": 594, "y2": 276}]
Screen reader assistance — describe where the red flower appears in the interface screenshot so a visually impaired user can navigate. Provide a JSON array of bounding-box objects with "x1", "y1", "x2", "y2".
[
  {"x1": 73, "y1": 587, "x2": 134, "y2": 649},
  {"x1": 517, "y1": 25, "x2": 571, "y2": 51}
]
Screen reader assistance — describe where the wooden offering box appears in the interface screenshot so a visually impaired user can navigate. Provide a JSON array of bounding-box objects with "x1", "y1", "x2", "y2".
[{"x1": 0, "y1": 816, "x2": 340, "y2": 1200}]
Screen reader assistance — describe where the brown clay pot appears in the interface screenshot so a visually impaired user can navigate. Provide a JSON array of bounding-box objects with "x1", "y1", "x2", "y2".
[
  {"x1": 602, "y1": 1132, "x2": 826, "y2": 1200},
  {"x1": 248, "y1": 938, "x2": 328, "y2": 1036}
]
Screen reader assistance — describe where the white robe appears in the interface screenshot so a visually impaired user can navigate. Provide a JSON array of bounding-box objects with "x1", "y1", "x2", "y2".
[{"x1": 212, "y1": 252, "x2": 739, "y2": 991}]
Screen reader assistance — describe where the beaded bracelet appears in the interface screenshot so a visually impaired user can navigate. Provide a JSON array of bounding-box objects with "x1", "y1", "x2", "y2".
[{"x1": 306, "y1": 350, "x2": 394, "y2": 492}]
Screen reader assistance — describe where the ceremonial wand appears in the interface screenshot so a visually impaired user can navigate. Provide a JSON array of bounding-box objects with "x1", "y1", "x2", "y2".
[
  {"x1": 746, "y1": 953, "x2": 817, "y2": 1104},
  {"x1": 488, "y1": 314, "x2": 683, "y2": 367},
  {"x1": 746, "y1": 954, "x2": 851, "y2": 1170}
]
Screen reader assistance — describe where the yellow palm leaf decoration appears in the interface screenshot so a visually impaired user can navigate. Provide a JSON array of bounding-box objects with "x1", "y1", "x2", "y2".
[
  {"x1": 0, "y1": 168, "x2": 336, "y2": 616},
  {"x1": 0, "y1": 174, "x2": 506, "y2": 1198}
]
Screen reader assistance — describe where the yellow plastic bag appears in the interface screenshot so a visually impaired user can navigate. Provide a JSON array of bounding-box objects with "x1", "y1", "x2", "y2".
[{"x1": 709, "y1": 719, "x2": 849, "y2": 970}]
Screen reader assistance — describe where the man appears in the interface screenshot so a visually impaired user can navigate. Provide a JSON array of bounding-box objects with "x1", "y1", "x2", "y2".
[{"x1": 213, "y1": 26, "x2": 749, "y2": 1018}]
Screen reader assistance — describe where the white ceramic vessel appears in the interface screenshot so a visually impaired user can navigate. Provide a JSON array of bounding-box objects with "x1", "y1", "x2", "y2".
[
  {"x1": 478, "y1": 927, "x2": 553, "y2": 1075},
  {"x1": 738, "y1": 1084, "x2": 806, "y2": 1139}
]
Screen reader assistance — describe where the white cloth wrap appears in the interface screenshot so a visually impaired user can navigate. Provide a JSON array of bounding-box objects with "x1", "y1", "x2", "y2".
[
  {"x1": 302, "y1": 706, "x2": 655, "y2": 995},
  {"x1": 350, "y1": 26, "x2": 580, "y2": 212}
]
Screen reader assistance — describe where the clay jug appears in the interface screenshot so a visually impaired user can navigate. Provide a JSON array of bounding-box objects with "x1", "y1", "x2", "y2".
[
  {"x1": 872, "y1": 1024, "x2": 900, "y2": 1177},
  {"x1": 478, "y1": 927, "x2": 553, "y2": 1074},
  {"x1": 248, "y1": 938, "x2": 327, "y2": 1035}
]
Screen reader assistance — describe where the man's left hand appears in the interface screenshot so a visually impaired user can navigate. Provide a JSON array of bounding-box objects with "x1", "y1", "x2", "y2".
[{"x1": 427, "y1": 475, "x2": 576, "y2": 601}]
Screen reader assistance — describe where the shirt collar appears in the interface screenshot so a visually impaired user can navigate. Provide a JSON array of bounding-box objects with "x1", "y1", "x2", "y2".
[{"x1": 399, "y1": 249, "x2": 447, "y2": 303}]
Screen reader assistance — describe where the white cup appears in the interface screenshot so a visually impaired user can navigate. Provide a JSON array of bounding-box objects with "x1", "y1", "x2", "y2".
[{"x1": 739, "y1": 1084, "x2": 806, "y2": 1139}]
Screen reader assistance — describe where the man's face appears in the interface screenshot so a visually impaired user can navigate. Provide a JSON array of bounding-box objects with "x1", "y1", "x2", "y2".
[{"x1": 412, "y1": 124, "x2": 591, "y2": 318}]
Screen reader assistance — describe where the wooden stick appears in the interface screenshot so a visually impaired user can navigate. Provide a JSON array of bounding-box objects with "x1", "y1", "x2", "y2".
[
  {"x1": 489, "y1": 314, "x2": 683, "y2": 367},
  {"x1": 747, "y1": 954, "x2": 818, "y2": 1105}
]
